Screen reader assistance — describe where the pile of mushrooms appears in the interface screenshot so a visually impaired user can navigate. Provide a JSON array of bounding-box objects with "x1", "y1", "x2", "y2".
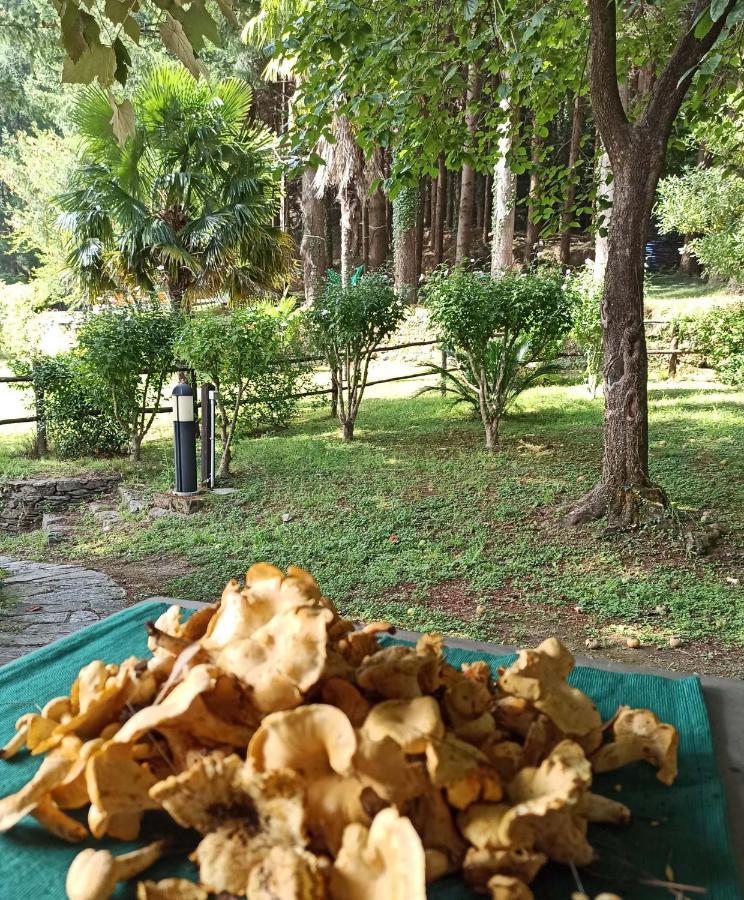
[{"x1": 0, "y1": 564, "x2": 679, "y2": 900}]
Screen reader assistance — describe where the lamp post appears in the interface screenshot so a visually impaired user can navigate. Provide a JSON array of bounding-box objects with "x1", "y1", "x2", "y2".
[{"x1": 172, "y1": 373, "x2": 197, "y2": 495}]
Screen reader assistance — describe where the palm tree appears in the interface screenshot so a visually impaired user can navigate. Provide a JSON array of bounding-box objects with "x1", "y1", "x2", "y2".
[{"x1": 58, "y1": 65, "x2": 294, "y2": 310}]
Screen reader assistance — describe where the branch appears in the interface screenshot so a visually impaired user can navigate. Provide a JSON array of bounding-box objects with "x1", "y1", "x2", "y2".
[
  {"x1": 587, "y1": 0, "x2": 632, "y2": 160},
  {"x1": 640, "y1": 0, "x2": 738, "y2": 136}
]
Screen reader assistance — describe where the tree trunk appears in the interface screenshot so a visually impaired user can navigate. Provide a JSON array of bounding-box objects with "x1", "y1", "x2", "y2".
[
  {"x1": 433, "y1": 153, "x2": 446, "y2": 265},
  {"x1": 565, "y1": 0, "x2": 738, "y2": 526},
  {"x1": 567, "y1": 161, "x2": 667, "y2": 525},
  {"x1": 455, "y1": 68, "x2": 482, "y2": 264},
  {"x1": 594, "y1": 141, "x2": 613, "y2": 277},
  {"x1": 679, "y1": 241, "x2": 699, "y2": 276},
  {"x1": 129, "y1": 432, "x2": 142, "y2": 463},
  {"x1": 424, "y1": 177, "x2": 432, "y2": 228},
  {"x1": 367, "y1": 184, "x2": 388, "y2": 269},
  {"x1": 342, "y1": 419, "x2": 354, "y2": 441},
  {"x1": 393, "y1": 184, "x2": 418, "y2": 303},
  {"x1": 491, "y1": 100, "x2": 516, "y2": 274},
  {"x1": 416, "y1": 177, "x2": 426, "y2": 279},
  {"x1": 523, "y1": 115, "x2": 544, "y2": 264},
  {"x1": 300, "y1": 168, "x2": 328, "y2": 301},
  {"x1": 429, "y1": 177, "x2": 438, "y2": 250},
  {"x1": 340, "y1": 185, "x2": 361, "y2": 287},
  {"x1": 559, "y1": 95, "x2": 584, "y2": 267},
  {"x1": 482, "y1": 172, "x2": 492, "y2": 244}
]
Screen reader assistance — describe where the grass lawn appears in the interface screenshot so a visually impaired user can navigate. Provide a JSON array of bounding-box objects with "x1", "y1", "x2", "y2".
[{"x1": 1, "y1": 377, "x2": 742, "y2": 674}]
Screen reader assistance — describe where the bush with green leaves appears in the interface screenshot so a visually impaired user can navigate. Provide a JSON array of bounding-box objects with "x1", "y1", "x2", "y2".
[
  {"x1": 12, "y1": 354, "x2": 129, "y2": 459},
  {"x1": 306, "y1": 272, "x2": 406, "y2": 440},
  {"x1": 656, "y1": 166, "x2": 744, "y2": 287},
  {"x1": 678, "y1": 303, "x2": 744, "y2": 386},
  {"x1": 423, "y1": 267, "x2": 575, "y2": 448},
  {"x1": 176, "y1": 303, "x2": 307, "y2": 477},
  {"x1": 76, "y1": 302, "x2": 180, "y2": 461},
  {"x1": 568, "y1": 265, "x2": 603, "y2": 396}
]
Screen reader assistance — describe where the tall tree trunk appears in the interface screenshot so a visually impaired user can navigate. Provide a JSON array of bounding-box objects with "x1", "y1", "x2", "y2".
[
  {"x1": 367, "y1": 185, "x2": 388, "y2": 269},
  {"x1": 424, "y1": 177, "x2": 432, "y2": 228},
  {"x1": 339, "y1": 185, "x2": 361, "y2": 287},
  {"x1": 559, "y1": 95, "x2": 585, "y2": 267},
  {"x1": 434, "y1": 153, "x2": 446, "y2": 266},
  {"x1": 393, "y1": 184, "x2": 418, "y2": 303},
  {"x1": 565, "y1": 0, "x2": 734, "y2": 525},
  {"x1": 491, "y1": 98, "x2": 516, "y2": 274},
  {"x1": 456, "y1": 67, "x2": 483, "y2": 264},
  {"x1": 523, "y1": 113, "x2": 544, "y2": 264},
  {"x1": 482, "y1": 172, "x2": 492, "y2": 244},
  {"x1": 300, "y1": 168, "x2": 328, "y2": 301},
  {"x1": 429, "y1": 177, "x2": 438, "y2": 250},
  {"x1": 594, "y1": 141, "x2": 613, "y2": 277},
  {"x1": 416, "y1": 177, "x2": 426, "y2": 279}
]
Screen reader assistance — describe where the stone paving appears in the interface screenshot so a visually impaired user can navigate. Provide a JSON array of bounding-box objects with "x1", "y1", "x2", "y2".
[{"x1": 0, "y1": 556, "x2": 127, "y2": 666}]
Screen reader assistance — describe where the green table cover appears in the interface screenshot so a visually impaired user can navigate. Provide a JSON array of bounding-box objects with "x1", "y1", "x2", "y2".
[{"x1": 0, "y1": 602, "x2": 739, "y2": 899}]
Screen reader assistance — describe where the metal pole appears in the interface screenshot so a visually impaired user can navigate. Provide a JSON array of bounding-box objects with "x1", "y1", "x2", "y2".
[
  {"x1": 200, "y1": 382, "x2": 214, "y2": 488},
  {"x1": 172, "y1": 376, "x2": 198, "y2": 495},
  {"x1": 209, "y1": 388, "x2": 216, "y2": 489}
]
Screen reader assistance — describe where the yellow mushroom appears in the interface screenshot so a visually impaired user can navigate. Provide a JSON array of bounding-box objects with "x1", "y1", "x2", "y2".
[
  {"x1": 590, "y1": 706, "x2": 679, "y2": 785},
  {"x1": 65, "y1": 841, "x2": 164, "y2": 900}
]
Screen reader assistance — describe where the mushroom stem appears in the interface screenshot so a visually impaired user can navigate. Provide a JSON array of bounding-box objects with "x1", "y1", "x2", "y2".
[{"x1": 66, "y1": 841, "x2": 165, "y2": 900}]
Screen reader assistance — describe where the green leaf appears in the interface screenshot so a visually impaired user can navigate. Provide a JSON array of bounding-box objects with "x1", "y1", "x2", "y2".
[
  {"x1": 710, "y1": 0, "x2": 728, "y2": 20},
  {"x1": 694, "y1": 9, "x2": 714, "y2": 37},
  {"x1": 104, "y1": 0, "x2": 137, "y2": 25},
  {"x1": 463, "y1": 0, "x2": 480, "y2": 21},
  {"x1": 176, "y1": 0, "x2": 221, "y2": 52},
  {"x1": 60, "y1": 3, "x2": 88, "y2": 63},
  {"x1": 113, "y1": 37, "x2": 131, "y2": 86}
]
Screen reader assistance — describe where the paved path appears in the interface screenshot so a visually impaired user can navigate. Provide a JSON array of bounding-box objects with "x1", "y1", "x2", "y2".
[{"x1": 0, "y1": 556, "x2": 127, "y2": 666}]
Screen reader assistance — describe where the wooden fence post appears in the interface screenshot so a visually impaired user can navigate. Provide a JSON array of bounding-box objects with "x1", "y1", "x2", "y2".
[
  {"x1": 33, "y1": 381, "x2": 48, "y2": 457},
  {"x1": 668, "y1": 324, "x2": 679, "y2": 379}
]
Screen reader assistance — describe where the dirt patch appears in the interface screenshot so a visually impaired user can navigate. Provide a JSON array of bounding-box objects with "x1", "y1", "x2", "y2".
[
  {"x1": 396, "y1": 578, "x2": 744, "y2": 680},
  {"x1": 71, "y1": 555, "x2": 194, "y2": 605}
]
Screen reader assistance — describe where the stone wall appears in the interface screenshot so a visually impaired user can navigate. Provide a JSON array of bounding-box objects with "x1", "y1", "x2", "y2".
[{"x1": 0, "y1": 474, "x2": 122, "y2": 533}]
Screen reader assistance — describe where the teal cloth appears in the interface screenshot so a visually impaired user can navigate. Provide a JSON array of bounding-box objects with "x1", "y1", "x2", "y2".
[{"x1": 0, "y1": 603, "x2": 738, "y2": 899}]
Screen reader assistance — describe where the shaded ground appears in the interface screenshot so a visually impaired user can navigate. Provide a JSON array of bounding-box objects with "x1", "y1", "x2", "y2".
[
  {"x1": 0, "y1": 556, "x2": 126, "y2": 665},
  {"x1": 1, "y1": 381, "x2": 742, "y2": 678}
]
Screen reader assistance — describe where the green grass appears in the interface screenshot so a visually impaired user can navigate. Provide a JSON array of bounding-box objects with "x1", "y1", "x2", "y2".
[
  {"x1": 645, "y1": 273, "x2": 740, "y2": 318},
  {"x1": 1, "y1": 382, "x2": 742, "y2": 646}
]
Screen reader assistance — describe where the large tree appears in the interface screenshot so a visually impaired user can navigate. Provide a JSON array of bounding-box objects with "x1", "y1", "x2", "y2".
[
  {"x1": 565, "y1": 0, "x2": 739, "y2": 525},
  {"x1": 58, "y1": 65, "x2": 292, "y2": 309}
]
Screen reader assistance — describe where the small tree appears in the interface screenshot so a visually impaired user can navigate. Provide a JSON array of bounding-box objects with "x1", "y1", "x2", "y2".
[
  {"x1": 76, "y1": 303, "x2": 179, "y2": 461},
  {"x1": 569, "y1": 266, "x2": 603, "y2": 397},
  {"x1": 656, "y1": 166, "x2": 744, "y2": 287},
  {"x1": 176, "y1": 305, "x2": 305, "y2": 477},
  {"x1": 423, "y1": 267, "x2": 574, "y2": 449},
  {"x1": 306, "y1": 272, "x2": 406, "y2": 440},
  {"x1": 12, "y1": 354, "x2": 129, "y2": 459},
  {"x1": 680, "y1": 303, "x2": 744, "y2": 386}
]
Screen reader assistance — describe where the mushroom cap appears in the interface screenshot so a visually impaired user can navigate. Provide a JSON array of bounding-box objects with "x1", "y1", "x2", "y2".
[
  {"x1": 361, "y1": 697, "x2": 444, "y2": 754},
  {"x1": 500, "y1": 741, "x2": 594, "y2": 865},
  {"x1": 488, "y1": 874, "x2": 534, "y2": 900},
  {"x1": 498, "y1": 639, "x2": 601, "y2": 737},
  {"x1": 136, "y1": 880, "x2": 208, "y2": 900},
  {"x1": 591, "y1": 707, "x2": 679, "y2": 785},
  {"x1": 458, "y1": 802, "x2": 512, "y2": 850},
  {"x1": 356, "y1": 646, "x2": 426, "y2": 699},
  {"x1": 66, "y1": 848, "x2": 118, "y2": 900},
  {"x1": 246, "y1": 846, "x2": 328, "y2": 900},
  {"x1": 463, "y1": 847, "x2": 547, "y2": 891},
  {"x1": 215, "y1": 605, "x2": 333, "y2": 712},
  {"x1": 249, "y1": 704, "x2": 357, "y2": 778},
  {"x1": 329, "y1": 807, "x2": 427, "y2": 900}
]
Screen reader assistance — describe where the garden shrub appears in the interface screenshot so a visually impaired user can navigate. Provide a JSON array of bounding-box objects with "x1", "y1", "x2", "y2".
[
  {"x1": 306, "y1": 271, "x2": 406, "y2": 440},
  {"x1": 12, "y1": 354, "x2": 129, "y2": 458},
  {"x1": 176, "y1": 303, "x2": 307, "y2": 477},
  {"x1": 568, "y1": 266, "x2": 603, "y2": 396},
  {"x1": 678, "y1": 302, "x2": 744, "y2": 386},
  {"x1": 422, "y1": 266, "x2": 575, "y2": 448},
  {"x1": 656, "y1": 166, "x2": 744, "y2": 287},
  {"x1": 76, "y1": 302, "x2": 180, "y2": 461}
]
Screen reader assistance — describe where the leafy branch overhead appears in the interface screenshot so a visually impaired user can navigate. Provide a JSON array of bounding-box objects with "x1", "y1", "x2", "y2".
[{"x1": 55, "y1": 0, "x2": 248, "y2": 90}]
